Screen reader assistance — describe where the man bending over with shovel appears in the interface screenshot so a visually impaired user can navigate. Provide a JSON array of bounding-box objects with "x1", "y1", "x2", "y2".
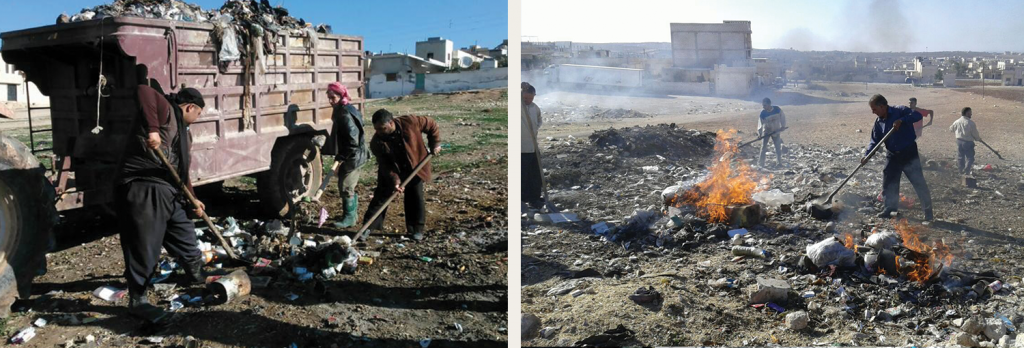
[
  {"x1": 118, "y1": 86, "x2": 207, "y2": 324},
  {"x1": 757, "y1": 97, "x2": 786, "y2": 167},
  {"x1": 363, "y1": 109, "x2": 441, "y2": 241},
  {"x1": 863, "y1": 94, "x2": 933, "y2": 221}
]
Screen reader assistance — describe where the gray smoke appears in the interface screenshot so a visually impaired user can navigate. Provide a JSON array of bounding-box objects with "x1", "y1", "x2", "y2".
[
  {"x1": 842, "y1": 0, "x2": 916, "y2": 52},
  {"x1": 773, "y1": 0, "x2": 916, "y2": 52}
]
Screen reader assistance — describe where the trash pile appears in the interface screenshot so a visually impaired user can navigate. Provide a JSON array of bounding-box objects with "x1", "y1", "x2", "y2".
[
  {"x1": 524, "y1": 122, "x2": 1024, "y2": 346},
  {"x1": 62, "y1": 0, "x2": 329, "y2": 33},
  {"x1": 83, "y1": 214, "x2": 368, "y2": 314}
]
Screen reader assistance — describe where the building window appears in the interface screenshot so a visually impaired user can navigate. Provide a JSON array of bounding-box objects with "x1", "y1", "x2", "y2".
[
  {"x1": 385, "y1": 73, "x2": 397, "y2": 82},
  {"x1": 7, "y1": 84, "x2": 16, "y2": 101},
  {"x1": 427, "y1": 53, "x2": 434, "y2": 60}
]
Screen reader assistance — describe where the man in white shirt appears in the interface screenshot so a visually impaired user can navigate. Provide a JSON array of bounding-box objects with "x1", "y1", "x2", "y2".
[
  {"x1": 757, "y1": 97, "x2": 787, "y2": 167},
  {"x1": 521, "y1": 83, "x2": 544, "y2": 208},
  {"x1": 949, "y1": 107, "x2": 982, "y2": 175}
]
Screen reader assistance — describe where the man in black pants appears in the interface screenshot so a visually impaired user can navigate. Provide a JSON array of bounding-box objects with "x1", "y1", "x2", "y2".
[
  {"x1": 117, "y1": 86, "x2": 207, "y2": 324},
  {"x1": 862, "y1": 94, "x2": 933, "y2": 221},
  {"x1": 363, "y1": 109, "x2": 441, "y2": 241},
  {"x1": 521, "y1": 83, "x2": 544, "y2": 208}
]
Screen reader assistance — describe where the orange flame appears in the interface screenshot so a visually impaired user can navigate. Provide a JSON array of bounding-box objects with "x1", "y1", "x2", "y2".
[
  {"x1": 842, "y1": 233, "x2": 855, "y2": 249},
  {"x1": 893, "y1": 219, "x2": 954, "y2": 284},
  {"x1": 679, "y1": 129, "x2": 763, "y2": 223}
]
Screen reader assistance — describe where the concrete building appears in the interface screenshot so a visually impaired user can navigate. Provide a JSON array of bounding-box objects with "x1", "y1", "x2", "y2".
[
  {"x1": 1003, "y1": 67, "x2": 1023, "y2": 86},
  {"x1": 367, "y1": 53, "x2": 447, "y2": 97},
  {"x1": 667, "y1": 21, "x2": 755, "y2": 96},
  {"x1": 453, "y1": 49, "x2": 484, "y2": 69},
  {"x1": 669, "y1": 21, "x2": 752, "y2": 69},
  {"x1": 415, "y1": 37, "x2": 453, "y2": 66},
  {"x1": 0, "y1": 55, "x2": 48, "y2": 109}
]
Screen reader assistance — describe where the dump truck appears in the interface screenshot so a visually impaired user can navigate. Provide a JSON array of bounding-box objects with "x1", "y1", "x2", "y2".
[{"x1": 0, "y1": 16, "x2": 364, "y2": 314}]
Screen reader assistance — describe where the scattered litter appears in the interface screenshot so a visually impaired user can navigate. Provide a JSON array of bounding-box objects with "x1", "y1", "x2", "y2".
[
  {"x1": 32, "y1": 318, "x2": 46, "y2": 327},
  {"x1": 9, "y1": 327, "x2": 35, "y2": 344},
  {"x1": 92, "y1": 286, "x2": 127, "y2": 302}
]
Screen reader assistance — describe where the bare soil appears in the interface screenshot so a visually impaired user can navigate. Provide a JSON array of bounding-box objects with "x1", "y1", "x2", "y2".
[{"x1": 0, "y1": 89, "x2": 509, "y2": 347}]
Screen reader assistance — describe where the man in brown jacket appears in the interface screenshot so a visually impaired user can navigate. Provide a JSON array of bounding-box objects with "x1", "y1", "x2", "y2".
[{"x1": 364, "y1": 109, "x2": 441, "y2": 241}]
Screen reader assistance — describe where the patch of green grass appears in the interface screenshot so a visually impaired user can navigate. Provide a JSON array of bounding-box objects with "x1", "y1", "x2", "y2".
[{"x1": 239, "y1": 176, "x2": 257, "y2": 186}]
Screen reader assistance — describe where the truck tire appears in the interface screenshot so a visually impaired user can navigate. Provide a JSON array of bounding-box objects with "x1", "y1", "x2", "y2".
[
  {"x1": 0, "y1": 134, "x2": 56, "y2": 318},
  {"x1": 258, "y1": 137, "x2": 322, "y2": 218}
]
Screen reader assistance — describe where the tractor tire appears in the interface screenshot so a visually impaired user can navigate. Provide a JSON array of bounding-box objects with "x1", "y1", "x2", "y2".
[
  {"x1": 258, "y1": 137, "x2": 322, "y2": 218},
  {"x1": 0, "y1": 134, "x2": 56, "y2": 318}
]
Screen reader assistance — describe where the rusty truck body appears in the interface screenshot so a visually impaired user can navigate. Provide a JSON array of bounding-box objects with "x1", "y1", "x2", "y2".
[{"x1": 0, "y1": 17, "x2": 363, "y2": 308}]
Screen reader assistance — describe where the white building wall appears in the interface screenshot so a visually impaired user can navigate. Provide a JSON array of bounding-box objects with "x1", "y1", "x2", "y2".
[
  {"x1": 368, "y1": 72, "x2": 417, "y2": 99},
  {"x1": 0, "y1": 56, "x2": 49, "y2": 108},
  {"x1": 415, "y1": 38, "x2": 453, "y2": 66},
  {"x1": 424, "y1": 68, "x2": 507, "y2": 93},
  {"x1": 368, "y1": 68, "x2": 508, "y2": 98}
]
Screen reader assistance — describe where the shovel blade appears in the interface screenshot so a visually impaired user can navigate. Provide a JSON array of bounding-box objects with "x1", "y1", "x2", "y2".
[{"x1": 804, "y1": 201, "x2": 836, "y2": 220}]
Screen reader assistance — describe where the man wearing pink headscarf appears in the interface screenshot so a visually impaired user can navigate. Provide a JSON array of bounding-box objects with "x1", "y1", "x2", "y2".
[{"x1": 323, "y1": 82, "x2": 369, "y2": 228}]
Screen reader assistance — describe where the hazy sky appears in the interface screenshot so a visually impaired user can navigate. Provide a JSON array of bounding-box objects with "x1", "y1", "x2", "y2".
[
  {"x1": 523, "y1": 0, "x2": 1024, "y2": 52},
  {"x1": 0, "y1": 0, "x2": 508, "y2": 55}
]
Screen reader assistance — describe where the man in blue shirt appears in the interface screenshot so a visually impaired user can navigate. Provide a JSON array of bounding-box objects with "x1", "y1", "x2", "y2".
[{"x1": 862, "y1": 94, "x2": 933, "y2": 220}]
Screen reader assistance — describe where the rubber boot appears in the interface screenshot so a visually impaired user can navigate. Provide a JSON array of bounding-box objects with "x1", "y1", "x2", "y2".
[
  {"x1": 181, "y1": 257, "x2": 205, "y2": 285},
  {"x1": 128, "y1": 288, "x2": 169, "y2": 324},
  {"x1": 335, "y1": 194, "x2": 358, "y2": 228}
]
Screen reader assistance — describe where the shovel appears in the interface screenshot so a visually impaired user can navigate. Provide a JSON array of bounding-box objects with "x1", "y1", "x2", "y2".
[
  {"x1": 805, "y1": 125, "x2": 899, "y2": 220},
  {"x1": 737, "y1": 127, "x2": 788, "y2": 149},
  {"x1": 313, "y1": 160, "x2": 343, "y2": 201},
  {"x1": 523, "y1": 108, "x2": 560, "y2": 213},
  {"x1": 978, "y1": 140, "x2": 1005, "y2": 160},
  {"x1": 352, "y1": 153, "x2": 433, "y2": 242},
  {"x1": 152, "y1": 149, "x2": 240, "y2": 260}
]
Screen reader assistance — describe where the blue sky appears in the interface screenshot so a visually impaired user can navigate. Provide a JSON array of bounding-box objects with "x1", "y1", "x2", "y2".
[
  {"x1": 523, "y1": 0, "x2": 1024, "y2": 52},
  {"x1": 0, "y1": 0, "x2": 509, "y2": 54}
]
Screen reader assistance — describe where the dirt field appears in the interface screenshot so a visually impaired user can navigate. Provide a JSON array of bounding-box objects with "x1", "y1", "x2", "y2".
[
  {"x1": 521, "y1": 83, "x2": 1024, "y2": 347},
  {"x1": 0, "y1": 89, "x2": 509, "y2": 347}
]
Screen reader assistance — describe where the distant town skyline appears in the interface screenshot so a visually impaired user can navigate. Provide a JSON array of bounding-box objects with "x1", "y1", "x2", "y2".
[
  {"x1": 0, "y1": 0, "x2": 508, "y2": 55},
  {"x1": 522, "y1": 0, "x2": 1024, "y2": 53}
]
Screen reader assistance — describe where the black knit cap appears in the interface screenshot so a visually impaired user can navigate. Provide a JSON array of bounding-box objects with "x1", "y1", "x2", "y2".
[{"x1": 175, "y1": 88, "x2": 205, "y2": 108}]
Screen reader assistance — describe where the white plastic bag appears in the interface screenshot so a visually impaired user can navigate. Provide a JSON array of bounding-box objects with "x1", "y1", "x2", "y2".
[
  {"x1": 806, "y1": 237, "x2": 855, "y2": 268},
  {"x1": 751, "y1": 189, "x2": 795, "y2": 208},
  {"x1": 219, "y1": 26, "x2": 240, "y2": 62}
]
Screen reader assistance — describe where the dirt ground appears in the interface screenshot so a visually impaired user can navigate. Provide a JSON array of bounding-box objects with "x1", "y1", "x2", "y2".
[
  {"x1": 521, "y1": 83, "x2": 1024, "y2": 347},
  {"x1": 0, "y1": 88, "x2": 508, "y2": 347}
]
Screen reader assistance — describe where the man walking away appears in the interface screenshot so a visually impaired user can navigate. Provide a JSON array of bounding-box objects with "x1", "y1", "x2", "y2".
[
  {"x1": 862, "y1": 94, "x2": 933, "y2": 221},
  {"x1": 118, "y1": 86, "x2": 208, "y2": 324},
  {"x1": 363, "y1": 109, "x2": 441, "y2": 241},
  {"x1": 757, "y1": 97, "x2": 786, "y2": 167},
  {"x1": 521, "y1": 83, "x2": 545, "y2": 208},
  {"x1": 949, "y1": 107, "x2": 982, "y2": 176},
  {"x1": 908, "y1": 97, "x2": 934, "y2": 139}
]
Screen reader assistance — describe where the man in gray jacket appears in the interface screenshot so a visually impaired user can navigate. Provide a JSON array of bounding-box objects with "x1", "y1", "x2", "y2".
[{"x1": 757, "y1": 97, "x2": 787, "y2": 167}]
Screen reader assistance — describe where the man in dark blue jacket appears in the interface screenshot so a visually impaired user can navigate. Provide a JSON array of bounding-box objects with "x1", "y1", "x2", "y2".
[{"x1": 862, "y1": 94, "x2": 933, "y2": 220}]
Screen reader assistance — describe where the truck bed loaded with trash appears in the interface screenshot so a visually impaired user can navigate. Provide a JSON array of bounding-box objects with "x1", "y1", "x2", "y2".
[{"x1": 0, "y1": 0, "x2": 362, "y2": 317}]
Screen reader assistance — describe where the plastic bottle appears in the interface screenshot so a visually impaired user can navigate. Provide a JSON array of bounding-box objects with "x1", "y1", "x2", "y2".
[{"x1": 731, "y1": 246, "x2": 767, "y2": 258}]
